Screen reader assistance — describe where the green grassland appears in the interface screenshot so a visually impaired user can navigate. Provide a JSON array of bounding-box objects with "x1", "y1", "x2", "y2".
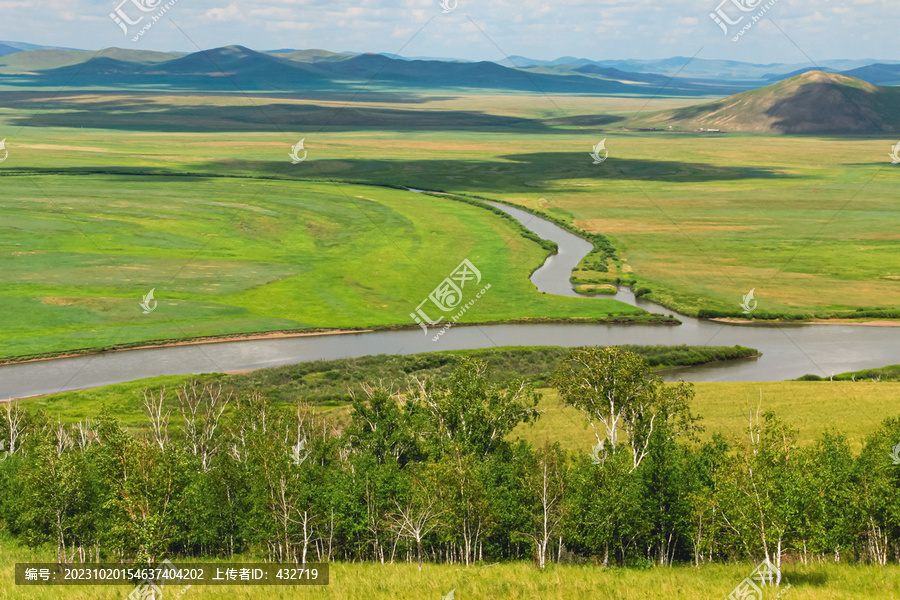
[
  {"x1": 3, "y1": 90, "x2": 897, "y2": 322},
  {"x1": 0, "y1": 535, "x2": 900, "y2": 600},
  {"x1": 0, "y1": 171, "x2": 648, "y2": 360},
  {"x1": 1, "y1": 89, "x2": 899, "y2": 359},
  {"x1": 519, "y1": 381, "x2": 900, "y2": 453},
  {"x1": 2, "y1": 532, "x2": 898, "y2": 600}
]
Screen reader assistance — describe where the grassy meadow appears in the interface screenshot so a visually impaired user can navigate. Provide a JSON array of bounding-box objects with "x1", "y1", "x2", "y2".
[
  {"x1": 518, "y1": 381, "x2": 900, "y2": 453},
  {"x1": 0, "y1": 169, "x2": 647, "y2": 360},
  {"x1": 27, "y1": 377, "x2": 900, "y2": 452},
  {"x1": 2, "y1": 89, "x2": 897, "y2": 346},
  {"x1": 1, "y1": 530, "x2": 898, "y2": 600}
]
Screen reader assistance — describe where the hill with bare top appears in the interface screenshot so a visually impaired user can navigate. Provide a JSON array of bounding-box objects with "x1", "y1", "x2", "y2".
[{"x1": 635, "y1": 71, "x2": 900, "y2": 134}]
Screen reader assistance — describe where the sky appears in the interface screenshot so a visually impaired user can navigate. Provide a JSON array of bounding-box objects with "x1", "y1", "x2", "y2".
[{"x1": 0, "y1": 0, "x2": 893, "y2": 64}]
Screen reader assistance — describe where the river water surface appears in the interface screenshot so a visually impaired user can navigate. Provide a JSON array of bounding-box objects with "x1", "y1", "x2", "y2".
[{"x1": 2, "y1": 199, "x2": 897, "y2": 398}]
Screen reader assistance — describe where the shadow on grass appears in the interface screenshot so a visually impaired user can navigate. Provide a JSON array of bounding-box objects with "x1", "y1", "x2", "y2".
[
  {"x1": 3, "y1": 94, "x2": 571, "y2": 133},
  {"x1": 8, "y1": 153, "x2": 792, "y2": 193},
  {"x1": 0, "y1": 89, "x2": 464, "y2": 105},
  {"x1": 783, "y1": 569, "x2": 828, "y2": 586}
]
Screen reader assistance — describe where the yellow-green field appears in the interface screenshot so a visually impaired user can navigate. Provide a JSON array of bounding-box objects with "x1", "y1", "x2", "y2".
[
  {"x1": 24, "y1": 374, "x2": 900, "y2": 452},
  {"x1": 517, "y1": 381, "x2": 900, "y2": 453},
  {"x1": 3, "y1": 90, "x2": 897, "y2": 358},
  {"x1": 2, "y1": 531, "x2": 898, "y2": 600}
]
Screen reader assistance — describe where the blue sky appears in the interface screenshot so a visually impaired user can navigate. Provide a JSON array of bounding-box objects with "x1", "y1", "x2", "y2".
[{"x1": 1, "y1": 0, "x2": 892, "y2": 63}]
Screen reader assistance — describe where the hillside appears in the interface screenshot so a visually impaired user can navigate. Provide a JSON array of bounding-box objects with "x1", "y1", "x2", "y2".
[
  {"x1": 270, "y1": 48, "x2": 355, "y2": 62},
  {"x1": 634, "y1": 71, "x2": 900, "y2": 134},
  {"x1": 841, "y1": 63, "x2": 900, "y2": 86},
  {"x1": 0, "y1": 47, "x2": 180, "y2": 74},
  {"x1": 0, "y1": 44, "x2": 716, "y2": 95}
]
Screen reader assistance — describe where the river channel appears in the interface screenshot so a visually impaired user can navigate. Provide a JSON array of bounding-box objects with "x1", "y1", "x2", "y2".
[{"x1": 1, "y1": 198, "x2": 897, "y2": 398}]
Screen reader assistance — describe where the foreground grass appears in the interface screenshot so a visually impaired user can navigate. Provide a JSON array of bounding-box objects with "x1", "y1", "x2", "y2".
[{"x1": 1, "y1": 530, "x2": 897, "y2": 600}]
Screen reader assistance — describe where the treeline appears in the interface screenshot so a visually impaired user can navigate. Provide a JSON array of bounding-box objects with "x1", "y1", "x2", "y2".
[
  {"x1": 798, "y1": 364, "x2": 900, "y2": 382},
  {"x1": 204, "y1": 344, "x2": 758, "y2": 404},
  {"x1": 698, "y1": 307, "x2": 900, "y2": 320},
  {"x1": 1, "y1": 348, "x2": 899, "y2": 573}
]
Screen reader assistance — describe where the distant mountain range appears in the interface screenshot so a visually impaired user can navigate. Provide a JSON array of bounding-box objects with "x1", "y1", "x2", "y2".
[
  {"x1": 0, "y1": 40, "x2": 81, "y2": 52},
  {"x1": 500, "y1": 55, "x2": 900, "y2": 81},
  {"x1": 0, "y1": 45, "x2": 727, "y2": 95},
  {"x1": 0, "y1": 42, "x2": 897, "y2": 99},
  {"x1": 632, "y1": 71, "x2": 900, "y2": 134}
]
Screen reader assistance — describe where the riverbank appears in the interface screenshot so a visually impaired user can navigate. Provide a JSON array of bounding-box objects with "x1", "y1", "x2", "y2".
[
  {"x1": 6, "y1": 187, "x2": 900, "y2": 396},
  {"x1": 0, "y1": 313, "x2": 676, "y2": 367},
  {"x1": 712, "y1": 317, "x2": 900, "y2": 327},
  {"x1": 19, "y1": 344, "x2": 760, "y2": 416},
  {"x1": 433, "y1": 190, "x2": 900, "y2": 326}
]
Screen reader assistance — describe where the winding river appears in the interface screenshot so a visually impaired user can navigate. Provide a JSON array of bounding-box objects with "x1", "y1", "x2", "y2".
[{"x1": 1, "y1": 199, "x2": 898, "y2": 399}]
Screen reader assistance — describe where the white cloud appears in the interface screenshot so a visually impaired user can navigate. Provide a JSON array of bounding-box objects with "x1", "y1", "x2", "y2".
[
  {"x1": 203, "y1": 3, "x2": 241, "y2": 21},
  {"x1": 0, "y1": 0, "x2": 892, "y2": 63}
]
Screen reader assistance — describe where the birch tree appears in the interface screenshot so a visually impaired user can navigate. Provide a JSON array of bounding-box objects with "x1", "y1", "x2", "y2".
[
  {"x1": 553, "y1": 347, "x2": 701, "y2": 471},
  {"x1": 518, "y1": 442, "x2": 566, "y2": 569}
]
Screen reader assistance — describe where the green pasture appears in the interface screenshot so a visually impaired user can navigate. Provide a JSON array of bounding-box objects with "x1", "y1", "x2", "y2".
[
  {"x1": 1, "y1": 530, "x2": 897, "y2": 600},
  {"x1": 0, "y1": 172, "x2": 646, "y2": 360},
  {"x1": 1, "y1": 90, "x2": 899, "y2": 359}
]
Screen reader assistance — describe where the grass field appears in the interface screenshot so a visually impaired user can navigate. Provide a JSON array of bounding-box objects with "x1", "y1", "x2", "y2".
[
  {"x1": 517, "y1": 381, "x2": 900, "y2": 453},
  {"x1": 2, "y1": 89, "x2": 898, "y2": 335},
  {"x1": 0, "y1": 170, "x2": 651, "y2": 360},
  {"x1": 1, "y1": 530, "x2": 898, "y2": 600}
]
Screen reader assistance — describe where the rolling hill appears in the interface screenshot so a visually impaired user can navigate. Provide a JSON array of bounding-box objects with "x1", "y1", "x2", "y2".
[
  {"x1": 0, "y1": 44, "x2": 710, "y2": 95},
  {"x1": 840, "y1": 63, "x2": 900, "y2": 87},
  {"x1": 268, "y1": 48, "x2": 355, "y2": 63},
  {"x1": 0, "y1": 43, "x2": 21, "y2": 57},
  {"x1": 0, "y1": 47, "x2": 181, "y2": 74},
  {"x1": 501, "y1": 55, "x2": 900, "y2": 80},
  {"x1": 633, "y1": 71, "x2": 900, "y2": 134}
]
